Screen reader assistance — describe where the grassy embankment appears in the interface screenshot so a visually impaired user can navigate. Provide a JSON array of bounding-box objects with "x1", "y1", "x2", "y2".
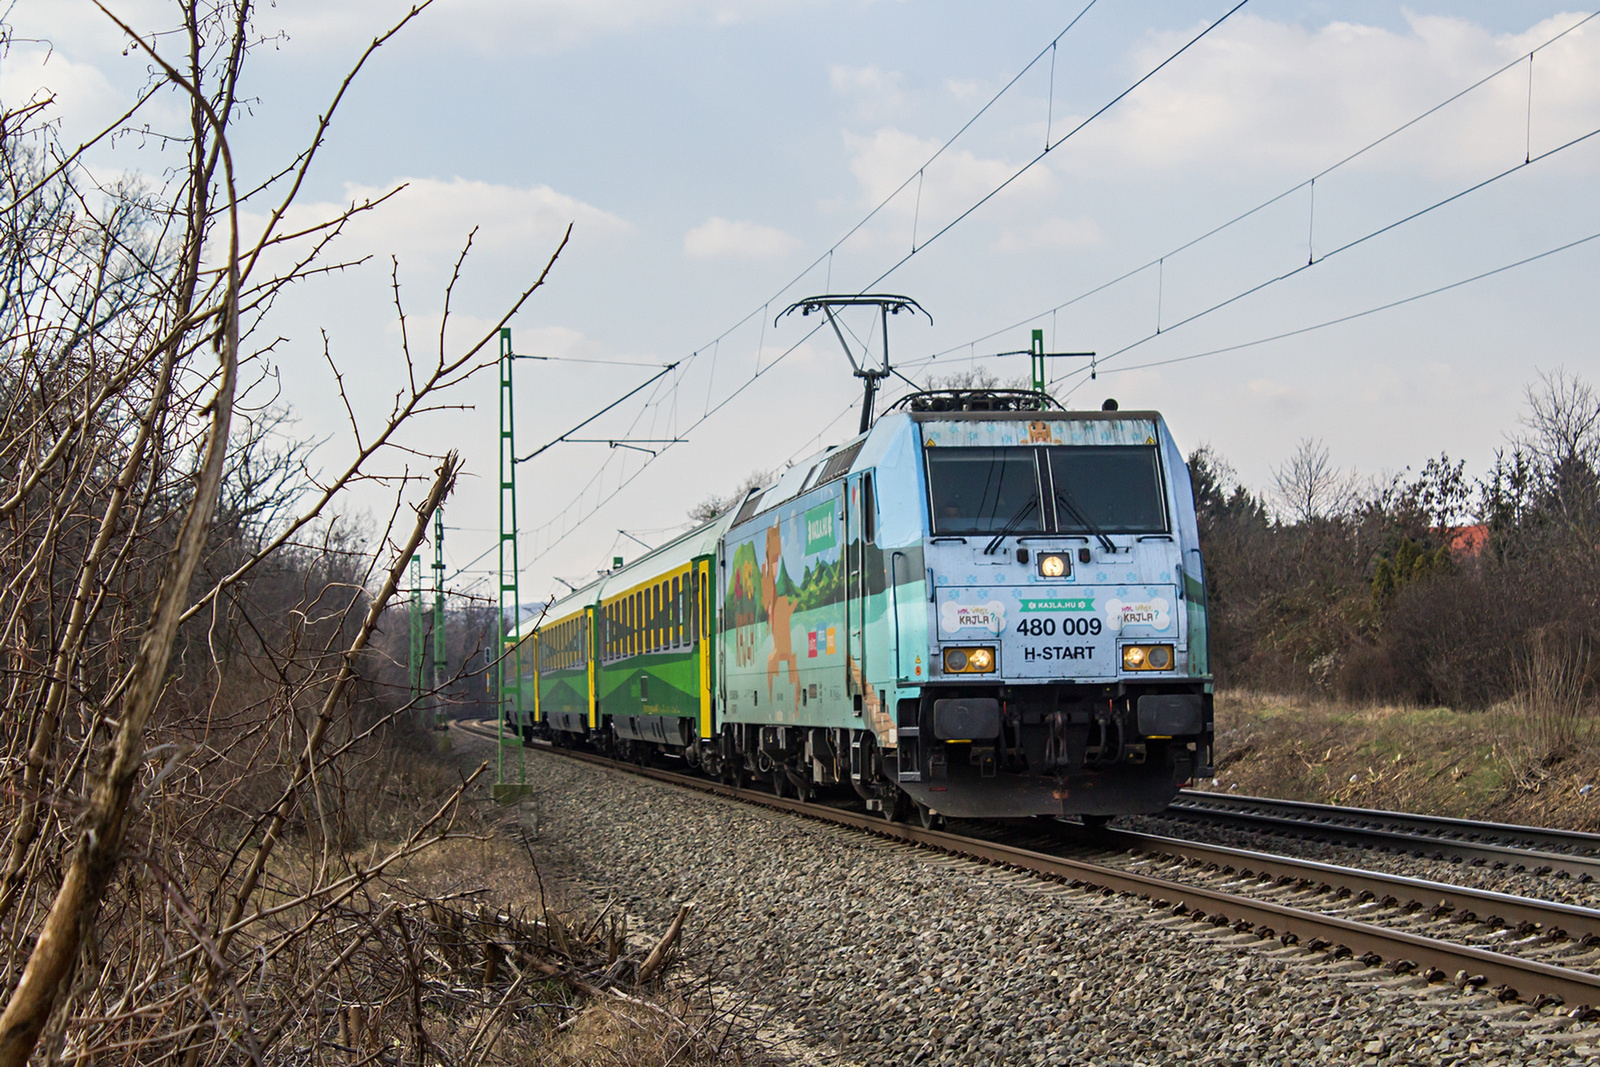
[{"x1": 1202, "y1": 689, "x2": 1600, "y2": 829}]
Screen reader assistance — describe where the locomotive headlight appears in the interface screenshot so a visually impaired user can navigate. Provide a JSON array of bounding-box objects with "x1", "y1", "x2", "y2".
[
  {"x1": 1038, "y1": 553, "x2": 1069, "y2": 578},
  {"x1": 1122, "y1": 644, "x2": 1176, "y2": 671},
  {"x1": 944, "y1": 646, "x2": 997, "y2": 674}
]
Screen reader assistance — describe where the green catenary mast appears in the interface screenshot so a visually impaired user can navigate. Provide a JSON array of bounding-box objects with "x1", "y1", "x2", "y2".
[
  {"x1": 432, "y1": 507, "x2": 446, "y2": 729},
  {"x1": 496, "y1": 327, "x2": 527, "y2": 798},
  {"x1": 408, "y1": 553, "x2": 424, "y2": 716}
]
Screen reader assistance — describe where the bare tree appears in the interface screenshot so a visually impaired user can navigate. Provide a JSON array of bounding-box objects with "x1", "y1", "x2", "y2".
[
  {"x1": 1515, "y1": 366, "x2": 1600, "y2": 470},
  {"x1": 1272, "y1": 438, "x2": 1358, "y2": 524},
  {"x1": 0, "y1": 3, "x2": 574, "y2": 1062},
  {"x1": 687, "y1": 469, "x2": 772, "y2": 523}
]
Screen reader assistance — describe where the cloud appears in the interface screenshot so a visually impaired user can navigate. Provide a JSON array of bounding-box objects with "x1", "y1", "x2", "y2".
[
  {"x1": 683, "y1": 217, "x2": 801, "y2": 260},
  {"x1": 1246, "y1": 378, "x2": 1298, "y2": 408},
  {"x1": 843, "y1": 127, "x2": 1056, "y2": 222},
  {"x1": 993, "y1": 215, "x2": 1103, "y2": 253},
  {"x1": 0, "y1": 44, "x2": 125, "y2": 141},
  {"x1": 830, "y1": 64, "x2": 906, "y2": 119},
  {"x1": 945, "y1": 78, "x2": 984, "y2": 102},
  {"x1": 1059, "y1": 12, "x2": 1600, "y2": 178},
  {"x1": 251, "y1": 176, "x2": 632, "y2": 271},
  {"x1": 265, "y1": 0, "x2": 818, "y2": 55}
]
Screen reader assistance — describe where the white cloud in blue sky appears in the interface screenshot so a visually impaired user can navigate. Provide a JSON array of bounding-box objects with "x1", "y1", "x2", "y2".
[{"x1": 684, "y1": 217, "x2": 802, "y2": 260}]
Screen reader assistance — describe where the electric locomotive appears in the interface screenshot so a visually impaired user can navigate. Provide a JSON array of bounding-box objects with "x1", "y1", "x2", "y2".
[{"x1": 511, "y1": 388, "x2": 1213, "y2": 823}]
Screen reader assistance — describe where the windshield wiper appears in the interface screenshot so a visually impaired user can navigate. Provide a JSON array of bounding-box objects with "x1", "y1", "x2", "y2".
[
  {"x1": 983, "y1": 497, "x2": 1038, "y2": 555},
  {"x1": 1055, "y1": 490, "x2": 1114, "y2": 554}
]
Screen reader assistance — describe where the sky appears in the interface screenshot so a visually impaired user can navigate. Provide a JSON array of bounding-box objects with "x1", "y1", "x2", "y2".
[{"x1": 6, "y1": 0, "x2": 1600, "y2": 604}]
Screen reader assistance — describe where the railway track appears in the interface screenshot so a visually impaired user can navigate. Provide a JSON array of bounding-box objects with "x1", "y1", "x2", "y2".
[
  {"x1": 457, "y1": 721, "x2": 1600, "y2": 1010},
  {"x1": 1164, "y1": 790, "x2": 1600, "y2": 880}
]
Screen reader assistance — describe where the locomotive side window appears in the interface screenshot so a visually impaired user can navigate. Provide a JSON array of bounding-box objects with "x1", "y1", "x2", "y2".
[
  {"x1": 925, "y1": 448, "x2": 1045, "y2": 536},
  {"x1": 1046, "y1": 445, "x2": 1168, "y2": 534},
  {"x1": 862, "y1": 472, "x2": 877, "y2": 544}
]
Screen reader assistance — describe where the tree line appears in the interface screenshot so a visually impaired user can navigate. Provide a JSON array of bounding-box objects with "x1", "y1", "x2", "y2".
[{"x1": 1194, "y1": 369, "x2": 1600, "y2": 711}]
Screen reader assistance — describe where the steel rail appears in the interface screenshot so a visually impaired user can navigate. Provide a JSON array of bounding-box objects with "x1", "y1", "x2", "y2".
[
  {"x1": 1159, "y1": 803, "x2": 1600, "y2": 880},
  {"x1": 1106, "y1": 828, "x2": 1600, "y2": 943},
  {"x1": 1175, "y1": 790, "x2": 1600, "y2": 855},
  {"x1": 460, "y1": 724, "x2": 1600, "y2": 1008}
]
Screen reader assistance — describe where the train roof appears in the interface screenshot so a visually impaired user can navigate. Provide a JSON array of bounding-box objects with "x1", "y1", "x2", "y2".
[
  {"x1": 906, "y1": 407, "x2": 1164, "y2": 423},
  {"x1": 513, "y1": 507, "x2": 736, "y2": 639}
]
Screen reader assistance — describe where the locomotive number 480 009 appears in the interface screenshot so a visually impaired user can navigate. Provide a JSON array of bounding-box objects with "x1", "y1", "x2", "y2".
[{"x1": 1014, "y1": 616, "x2": 1103, "y2": 637}]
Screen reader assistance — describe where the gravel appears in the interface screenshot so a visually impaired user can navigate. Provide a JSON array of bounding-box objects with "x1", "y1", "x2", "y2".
[{"x1": 509, "y1": 745, "x2": 1600, "y2": 1066}]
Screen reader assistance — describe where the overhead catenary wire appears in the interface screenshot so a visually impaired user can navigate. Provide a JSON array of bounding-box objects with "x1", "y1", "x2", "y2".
[
  {"x1": 928, "y1": 6, "x2": 1600, "y2": 363},
  {"x1": 513, "y1": 2, "x2": 1244, "y2": 570},
  {"x1": 1050, "y1": 227, "x2": 1600, "y2": 385},
  {"x1": 506, "y1": 1, "x2": 1117, "y2": 567},
  {"x1": 1040, "y1": 115, "x2": 1600, "y2": 388},
  {"x1": 853, "y1": 0, "x2": 1251, "y2": 297}
]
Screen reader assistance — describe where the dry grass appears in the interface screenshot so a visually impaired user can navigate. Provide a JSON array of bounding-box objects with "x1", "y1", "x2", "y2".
[
  {"x1": 319, "y1": 742, "x2": 766, "y2": 1067},
  {"x1": 1204, "y1": 686, "x2": 1600, "y2": 830}
]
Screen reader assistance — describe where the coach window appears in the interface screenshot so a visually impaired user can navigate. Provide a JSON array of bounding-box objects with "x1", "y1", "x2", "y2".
[
  {"x1": 654, "y1": 584, "x2": 663, "y2": 651},
  {"x1": 672, "y1": 576, "x2": 682, "y2": 646}
]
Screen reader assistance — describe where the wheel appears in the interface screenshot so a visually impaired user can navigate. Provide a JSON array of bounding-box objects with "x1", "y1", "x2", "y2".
[
  {"x1": 880, "y1": 789, "x2": 911, "y2": 823},
  {"x1": 915, "y1": 801, "x2": 944, "y2": 831},
  {"x1": 1079, "y1": 814, "x2": 1111, "y2": 835},
  {"x1": 771, "y1": 768, "x2": 790, "y2": 799},
  {"x1": 793, "y1": 772, "x2": 814, "y2": 805}
]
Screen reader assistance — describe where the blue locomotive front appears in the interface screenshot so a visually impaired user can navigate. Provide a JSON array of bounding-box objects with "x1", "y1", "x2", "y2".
[{"x1": 890, "y1": 406, "x2": 1214, "y2": 819}]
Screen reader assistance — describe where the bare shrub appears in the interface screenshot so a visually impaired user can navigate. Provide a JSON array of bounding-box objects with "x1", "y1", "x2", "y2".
[{"x1": 1502, "y1": 633, "x2": 1593, "y2": 787}]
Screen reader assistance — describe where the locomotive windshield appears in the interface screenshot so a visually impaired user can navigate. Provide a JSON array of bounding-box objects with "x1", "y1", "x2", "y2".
[
  {"x1": 1047, "y1": 445, "x2": 1167, "y2": 534},
  {"x1": 925, "y1": 448, "x2": 1045, "y2": 535},
  {"x1": 926, "y1": 444, "x2": 1167, "y2": 536}
]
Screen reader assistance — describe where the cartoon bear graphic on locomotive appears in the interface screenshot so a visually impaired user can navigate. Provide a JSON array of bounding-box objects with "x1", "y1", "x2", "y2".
[{"x1": 510, "y1": 296, "x2": 1213, "y2": 825}]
